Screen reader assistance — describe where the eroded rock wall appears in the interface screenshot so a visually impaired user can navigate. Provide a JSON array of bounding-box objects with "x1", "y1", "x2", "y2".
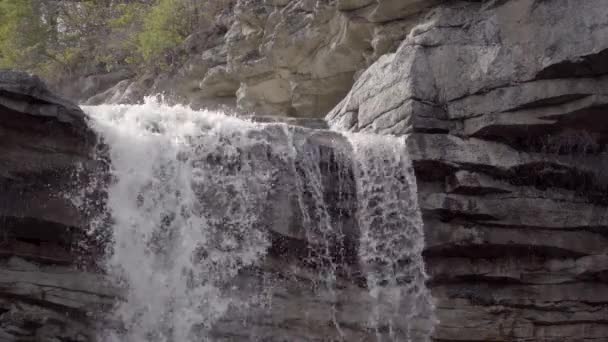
[
  {"x1": 11, "y1": 0, "x2": 608, "y2": 340},
  {"x1": 81, "y1": 0, "x2": 440, "y2": 118},
  {"x1": 328, "y1": 0, "x2": 608, "y2": 340},
  {"x1": 0, "y1": 71, "x2": 116, "y2": 341}
]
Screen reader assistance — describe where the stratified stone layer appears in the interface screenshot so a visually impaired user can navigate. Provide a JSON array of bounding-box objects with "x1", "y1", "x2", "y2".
[{"x1": 328, "y1": 1, "x2": 608, "y2": 340}]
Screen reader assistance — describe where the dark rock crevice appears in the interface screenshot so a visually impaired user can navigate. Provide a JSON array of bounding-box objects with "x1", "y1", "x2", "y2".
[{"x1": 536, "y1": 48, "x2": 608, "y2": 80}]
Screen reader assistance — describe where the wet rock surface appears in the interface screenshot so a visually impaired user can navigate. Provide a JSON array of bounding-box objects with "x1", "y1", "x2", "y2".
[
  {"x1": 328, "y1": 0, "x2": 608, "y2": 340},
  {"x1": 0, "y1": 71, "x2": 109, "y2": 341}
]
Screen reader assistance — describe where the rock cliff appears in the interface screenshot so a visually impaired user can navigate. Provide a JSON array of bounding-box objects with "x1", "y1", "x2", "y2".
[
  {"x1": 73, "y1": 0, "x2": 444, "y2": 117},
  {"x1": 328, "y1": 0, "x2": 608, "y2": 340},
  {"x1": 0, "y1": 71, "x2": 114, "y2": 341},
  {"x1": 5, "y1": 0, "x2": 608, "y2": 341}
]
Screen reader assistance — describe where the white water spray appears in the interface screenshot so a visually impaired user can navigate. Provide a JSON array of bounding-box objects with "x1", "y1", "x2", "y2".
[
  {"x1": 84, "y1": 99, "x2": 434, "y2": 341},
  {"x1": 348, "y1": 134, "x2": 435, "y2": 341},
  {"x1": 86, "y1": 100, "x2": 274, "y2": 341}
]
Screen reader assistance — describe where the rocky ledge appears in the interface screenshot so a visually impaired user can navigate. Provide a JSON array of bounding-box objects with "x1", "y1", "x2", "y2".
[
  {"x1": 328, "y1": 0, "x2": 608, "y2": 340},
  {"x1": 0, "y1": 71, "x2": 114, "y2": 341}
]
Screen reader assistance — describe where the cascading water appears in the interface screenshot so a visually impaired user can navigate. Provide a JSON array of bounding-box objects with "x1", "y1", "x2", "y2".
[
  {"x1": 347, "y1": 134, "x2": 435, "y2": 340},
  {"x1": 83, "y1": 99, "x2": 434, "y2": 341},
  {"x1": 86, "y1": 100, "x2": 284, "y2": 341}
]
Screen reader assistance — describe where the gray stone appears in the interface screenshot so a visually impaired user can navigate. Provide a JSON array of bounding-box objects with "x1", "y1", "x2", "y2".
[
  {"x1": 5, "y1": 0, "x2": 608, "y2": 340},
  {"x1": 0, "y1": 71, "x2": 107, "y2": 341},
  {"x1": 69, "y1": 0, "x2": 441, "y2": 118},
  {"x1": 327, "y1": 1, "x2": 608, "y2": 340}
]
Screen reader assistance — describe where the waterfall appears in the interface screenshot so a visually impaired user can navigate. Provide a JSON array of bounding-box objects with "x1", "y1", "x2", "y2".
[
  {"x1": 83, "y1": 99, "x2": 433, "y2": 341},
  {"x1": 86, "y1": 100, "x2": 276, "y2": 341},
  {"x1": 347, "y1": 134, "x2": 435, "y2": 340}
]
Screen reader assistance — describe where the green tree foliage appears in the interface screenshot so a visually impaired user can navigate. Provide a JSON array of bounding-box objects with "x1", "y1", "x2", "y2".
[
  {"x1": 138, "y1": 0, "x2": 191, "y2": 65},
  {"x1": 0, "y1": 0, "x2": 206, "y2": 78},
  {"x1": 0, "y1": 0, "x2": 49, "y2": 71}
]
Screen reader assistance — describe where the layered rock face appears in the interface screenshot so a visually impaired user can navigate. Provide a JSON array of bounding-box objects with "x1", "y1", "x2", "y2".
[
  {"x1": 0, "y1": 71, "x2": 115, "y2": 341},
  {"x1": 7, "y1": 0, "x2": 608, "y2": 341},
  {"x1": 328, "y1": 0, "x2": 608, "y2": 340},
  {"x1": 78, "y1": 0, "x2": 443, "y2": 118}
]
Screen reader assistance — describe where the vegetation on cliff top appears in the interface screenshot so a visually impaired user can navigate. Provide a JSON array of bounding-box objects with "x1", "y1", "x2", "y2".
[{"x1": 0, "y1": 0, "x2": 210, "y2": 80}]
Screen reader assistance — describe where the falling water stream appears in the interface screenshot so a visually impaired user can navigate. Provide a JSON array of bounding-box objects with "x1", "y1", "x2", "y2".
[{"x1": 84, "y1": 99, "x2": 434, "y2": 341}]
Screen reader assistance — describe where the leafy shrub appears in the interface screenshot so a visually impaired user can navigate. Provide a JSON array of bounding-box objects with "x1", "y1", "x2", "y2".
[
  {"x1": 0, "y1": 0, "x2": 47, "y2": 71},
  {"x1": 137, "y1": 0, "x2": 194, "y2": 66},
  {"x1": 0, "y1": 0, "x2": 206, "y2": 77}
]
